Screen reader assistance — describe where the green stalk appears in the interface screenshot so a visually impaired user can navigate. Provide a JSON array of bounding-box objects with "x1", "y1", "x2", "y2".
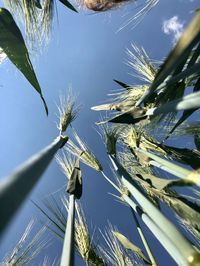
[
  {"x1": 137, "y1": 148, "x2": 196, "y2": 181},
  {"x1": 0, "y1": 135, "x2": 68, "y2": 234},
  {"x1": 130, "y1": 208, "x2": 157, "y2": 266},
  {"x1": 101, "y1": 170, "x2": 189, "y2": 264},
  {"x1": 123, "y1": 195, "x2": 187, "y2": 265},
  {"x1": 109, "y1": 155, "x2": 199, "y2": 265},
  {"x1": 100, "y1": 170, "x2": 189, "y2": 265},
  {"x1": 60, "y1": 194, "x2": 75, "y2": 266},
  {"x1": 149, "y1": 160, "x2": 187, "y2": 178}
]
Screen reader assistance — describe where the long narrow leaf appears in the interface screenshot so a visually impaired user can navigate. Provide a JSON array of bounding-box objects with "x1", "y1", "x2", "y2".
[
  {"x1": 0, "y1": 8, "x2": 48, "y2": 115},
  {"x1": 59, "y1": 0, "x2": 78, "y2": 12}
]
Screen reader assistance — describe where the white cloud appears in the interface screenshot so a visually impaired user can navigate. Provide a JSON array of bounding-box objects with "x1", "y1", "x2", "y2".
[{"x1": 162, "y1": 16, "x2": 184, "y2": 44}]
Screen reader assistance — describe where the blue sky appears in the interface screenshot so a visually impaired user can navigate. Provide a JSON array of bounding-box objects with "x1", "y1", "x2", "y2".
[{"x1": 0, "y1": 0, "x2": 199, "y2": 265}]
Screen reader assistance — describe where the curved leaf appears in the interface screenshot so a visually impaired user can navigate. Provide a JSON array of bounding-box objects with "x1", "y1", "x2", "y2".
[{"x1": 0, "y1": 8, "x2": 48, "y2": 115}]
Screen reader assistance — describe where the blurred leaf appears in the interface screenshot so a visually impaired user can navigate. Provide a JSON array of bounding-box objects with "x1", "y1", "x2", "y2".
[
  {"x1": 112, "y1": 231, "x2": 151, "y2": 264},
  {"x1": 136, "y1": 10, "x2": 200, "y2": 106},
  {"x1": 166, "y1": 77, "x2": 200, "y2": 138},
  {"x1": 166, "y1": 195, "x2": 200, "y2": 240},
  {"x1": 0, "y1": 8, "x2": 48, "y2": 115},
  {"x1": 194, "y1": 134, "x2": 200, "y2": 151},
  {"x1": 161, "y1": 144, "x2": 200, "y2": 170},
  {"x1": 34, "y1": 0, "x2": 42, "y2": 9},
  {"x1": 59, "y1": 0, "x2": 78, "y2": 12},
  {"x1": 147, "y1": 90, "x2": 200, "y2": 117}
]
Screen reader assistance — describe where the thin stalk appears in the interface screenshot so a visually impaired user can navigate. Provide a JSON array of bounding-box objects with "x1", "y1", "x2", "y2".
[
  {"x1": 60, "y1": 194, "x2": 75, "y2": 266},
  {"x1": 0, "y1": 135, "x2": 68, "y2": 234},
  {"x1": 101, "y1": 171, "x2": 121, "y2": 193},
  {"x1": 130, "y1": 208, "x2": 157, "y2": 266},
  {"x1": 109, "y1": 155, "x2": 199, "y2": 265}
]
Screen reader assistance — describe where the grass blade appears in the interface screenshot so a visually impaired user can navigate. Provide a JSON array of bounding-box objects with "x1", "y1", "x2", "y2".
[
  {"x1": 59, "y1": 0, "x2": 78, "y2": 12},
  {"x1": 0, "y1": 8, "x2": 48, "y2": 115}
]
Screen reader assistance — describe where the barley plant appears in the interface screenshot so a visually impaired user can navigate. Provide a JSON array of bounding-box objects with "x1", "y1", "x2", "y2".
[
  {"x1": 91, "y1": 10, "x2": 200, "y2": 265},
  {"x1": 1, "y1": 1, "x2": 200, "y2": 266}
]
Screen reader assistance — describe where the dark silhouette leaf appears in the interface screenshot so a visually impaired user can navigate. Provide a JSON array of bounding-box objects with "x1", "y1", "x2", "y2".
[
  {"x1": 165, "y1": 78, "x2": 200, "y2": 139},
  {"x1": 113, "y1": 79, "x2": 130, "y2": 89},
  {"x1": 59, "y1": 0, "x2": 78, "y2": 12},
  {"x1": 34, "y1": 0, "x2": 42, "y2": 9},
  {"x1": 0, "y1": 8, "x2": 48, "y2": 115},
  {"x1": 66, "y1": 160, "x2": 82, "y2": 199},
  {"x1": 136, "y1": 10, "x2": 200, "y2": 106}
]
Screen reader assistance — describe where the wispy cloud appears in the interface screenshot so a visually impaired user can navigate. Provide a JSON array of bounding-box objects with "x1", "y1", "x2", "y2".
[{"x1": 162, "y1": 16, "x2": 184, "y2": 44}]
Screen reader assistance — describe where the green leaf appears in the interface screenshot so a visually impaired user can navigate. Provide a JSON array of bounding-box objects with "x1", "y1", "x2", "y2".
[
  {"x1": 112, "y1": 231, "x2": 151, "y2": 264},
  {"x1": 0, "y1": 8, "x2": 48, "y2": 115},
  {"x1": 59, "y1": 0, "x2": 78, "y2": 12}
]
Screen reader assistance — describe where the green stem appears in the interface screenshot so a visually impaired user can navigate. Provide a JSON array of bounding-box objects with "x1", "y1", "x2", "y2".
[
  {"x1": 109, "y1": 155, "x2": 198, "y2": 265},
  {"x1": 130, "y1": 208, "x2": 157, "y2": 266},
  {"x1": 60, "y1": 194, "x2": 75, "y2": 266},
  {"x1": 0, "y1": 135, "x2": 68, "y2": 234},
  {"x1": 137, "y1": 148, "x2": 200, "y2": 185},
  {"x1": 100, "y1": 169, "x2": 187, "y2": 265}
]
